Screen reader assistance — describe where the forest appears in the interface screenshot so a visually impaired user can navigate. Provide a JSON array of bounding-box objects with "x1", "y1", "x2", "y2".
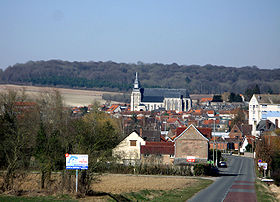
[{"x1": 0, "y1": 60, "x2": 279, "y2": 94}]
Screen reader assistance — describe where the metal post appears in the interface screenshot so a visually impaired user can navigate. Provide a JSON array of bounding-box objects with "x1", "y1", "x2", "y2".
[
  {"x1": 214, "y1": 118, "x2": 217, "y2": 166},
  {"x1": 213, "y1": 137, "x2": 215, "y2": 165},
  {"x1": 76, "y1": 169, "x2": 78, "y2": 193}
]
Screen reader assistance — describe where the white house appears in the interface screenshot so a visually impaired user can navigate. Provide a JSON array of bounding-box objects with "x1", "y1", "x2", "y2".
[
  {"x1": 249, "y1": 94, "x2": 280, "y2": 136},
  {"x1": 112, "y1": 131, "x2": 145, "y2": 165},
  {"x1": 240, "y1": 135, "x2": 255, "y2": 153}
]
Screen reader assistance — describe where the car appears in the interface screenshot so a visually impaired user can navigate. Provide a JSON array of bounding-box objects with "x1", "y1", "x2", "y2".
[{"x1": 218, "y1": 161, "x2": 227, "y2": 168}]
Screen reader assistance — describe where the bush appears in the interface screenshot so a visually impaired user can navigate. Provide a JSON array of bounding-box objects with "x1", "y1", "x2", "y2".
[
  {"x1": 271, "y1": 169, "x2": 280, "y2": 186},
  {"x1": 194, "y1": 164, "x2": 206, "y2": 176},
  {"x1": 271, "y1": 152, "x2": 280, "y2": 185}
]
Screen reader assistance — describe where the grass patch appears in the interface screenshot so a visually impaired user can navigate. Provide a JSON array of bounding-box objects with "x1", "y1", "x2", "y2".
[
  {"x1": 0, "y1": 195, "x2": 77, "y2": 202},
  {"x1": 255, "y1": 180, "x2": 277, "y2": 202},
  {"x1": 123, "y1": 178, "x2": 213, "y2": 202}
]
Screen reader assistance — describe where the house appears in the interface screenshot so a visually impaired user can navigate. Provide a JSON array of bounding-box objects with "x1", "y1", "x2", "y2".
[
  {"x1": 140, "y1": 142, "x2": 174, "y2": 165},
  {"x1": 256, "y1": 120, "x2": 276, "y2": 136},
  {"x1": 106, "y1": 104, "x2": 121, "y2": 114},
  {"x1": 131, "y1": 73, "x2": 192, "y2": 112},
  {"x1": 112, "y1": 131, "x2": 145, "y2": 165},
  {"x1": 200, "y1": 97, "x2": 213, "y2": 106},
  {"x1": 240, "y1": 135, "x2": 255, "y2": 153},
  {"x1": 249, "y1": 94, "x2": 280, "y2": 136},
  {"x1": 173, "y1": 124, "x2": 209, "y2": 164},
  {"x1": 229, "y1": 124, "x2": 243, "y2": 139}
]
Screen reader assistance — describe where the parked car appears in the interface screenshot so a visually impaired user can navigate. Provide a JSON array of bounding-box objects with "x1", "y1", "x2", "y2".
[{"x1": 218, "y1": 161, "x2": 227, "y2": 168}]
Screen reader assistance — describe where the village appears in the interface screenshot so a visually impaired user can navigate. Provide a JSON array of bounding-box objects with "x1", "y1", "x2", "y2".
[{"x1": 70, "y1": 81, "x2": 280, "y2": 169}]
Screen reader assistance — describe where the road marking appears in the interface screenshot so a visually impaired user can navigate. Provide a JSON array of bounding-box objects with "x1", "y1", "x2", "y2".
[
  {"x1": 229, "y1": 189, "x2": 255, "y2": 193},
  {"x1": 222, "y1": 157, "x2": 244, "y2": 202},
  {"x1": 235, "y1": 181, "x2": 254, "y2": 184},
  {"x1": 231, "y1": 185, "x2": 255, "y2": 189},
  {"x1": 224, "y1": 192, "x2": 257, "y2": 202},
  {"x1": 238, "y1": 158, "x2": 244, "y2": 175}
]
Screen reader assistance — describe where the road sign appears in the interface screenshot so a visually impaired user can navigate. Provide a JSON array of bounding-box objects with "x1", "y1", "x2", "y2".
[
  {"x1": 66, "y1": 154, "x2": 88, "y2": 170},
  {"x1": 258, "y1": 159, "x2": 262, "y2": 163},
  {"x1": 263, "y1": 165, "x2": 267, "y2": 170},
  {"x1": 258, "y1": 162, "x2": 267, "y2": 167},
  {"x1": 187, "y1": 156, "x2": 196, "y2": 163}
]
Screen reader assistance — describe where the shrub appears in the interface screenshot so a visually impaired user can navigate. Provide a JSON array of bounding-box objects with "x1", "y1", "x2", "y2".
[{"x1": 194, "y1": 164, "x2": 206, "y2": 176}]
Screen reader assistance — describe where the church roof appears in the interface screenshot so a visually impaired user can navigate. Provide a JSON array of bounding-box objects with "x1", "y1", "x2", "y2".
[{"x1": 141, "y1": 88, "x2": 189, "y2": 103}]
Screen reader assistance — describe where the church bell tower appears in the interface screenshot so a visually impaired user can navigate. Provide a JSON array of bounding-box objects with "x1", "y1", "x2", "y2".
[{"x1": 130, "y1": 72, "x2": 141, "y2": 111}]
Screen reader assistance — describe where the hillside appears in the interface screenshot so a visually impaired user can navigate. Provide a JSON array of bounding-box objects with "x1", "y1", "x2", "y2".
[
  {"x1": 0, "y1": 84, "x2": 122, "y2": 106},
  {"x1": 1, "y1": 60, "x2": 279, "y2": 94}
]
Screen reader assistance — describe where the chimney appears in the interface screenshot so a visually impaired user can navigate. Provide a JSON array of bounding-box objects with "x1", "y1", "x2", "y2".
[{"x1": 266, "y1": 120, "x2": 269, "y2": 130}]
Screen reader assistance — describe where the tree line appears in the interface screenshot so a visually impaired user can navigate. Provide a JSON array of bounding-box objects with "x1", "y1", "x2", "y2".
[
  {"x1": 0, "y1": 89, "x2": 122, "y2": 192},
  {"x1": 0, "y1": 60, "x2": 279, "y2": 94}
]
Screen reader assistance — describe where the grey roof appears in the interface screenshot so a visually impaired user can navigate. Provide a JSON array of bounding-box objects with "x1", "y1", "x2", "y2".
[
  {"x1": 256, "y1": 120, "x2": 276, "y2": 132},
  {"x1": 141, "y1": 88, "x2": 189, "y2": 103},
  {"x1": 255, "y1": 94, "x2": 280, "y2": 104},
  {"x1": 142, "y1": 130, "x2": 161, "y2": 142}
]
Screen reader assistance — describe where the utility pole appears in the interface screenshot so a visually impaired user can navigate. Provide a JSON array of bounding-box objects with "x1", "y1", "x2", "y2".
[
  {"x1": 214, "y1": 118, "x2": 217, "y2": 166},
  {"x1": 213, "y1": 118, "x2": 216, "y2": 166}
]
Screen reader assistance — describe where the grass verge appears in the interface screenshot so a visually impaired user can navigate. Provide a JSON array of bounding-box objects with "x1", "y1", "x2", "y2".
[
  {"x1": 122, "y1": 178, "x2": 213, "y2": 202},
  {"x1": 255, "y1": 179, "x2": 277, "y2": 202},
  {"x1": 0, "y1": 194, "x2": 77, "y2": 202}
]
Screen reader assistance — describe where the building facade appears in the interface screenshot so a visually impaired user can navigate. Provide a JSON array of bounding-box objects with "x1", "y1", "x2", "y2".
[
  {"x1": 249, "y1": 94, "x2": 280, "y2": 136},
  {"x1": 173, "y1": 124, "x2": 209, "y2": 164},
  {"x1": 130, "y1": 73, "x2": 192, "y2": 112},
  {"x1": 112, "y1": 131, "x2": 146, "y2": 165}
]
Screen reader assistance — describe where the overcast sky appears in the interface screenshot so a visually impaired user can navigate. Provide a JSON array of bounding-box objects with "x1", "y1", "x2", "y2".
[{"x1": 0, "y1": 0, "x2": 279, "y2": 69}]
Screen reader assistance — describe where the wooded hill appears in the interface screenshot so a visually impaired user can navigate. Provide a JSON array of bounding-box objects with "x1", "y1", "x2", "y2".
[{"x1": 0, "y1": 60, "x2": 279, "y2": 94}]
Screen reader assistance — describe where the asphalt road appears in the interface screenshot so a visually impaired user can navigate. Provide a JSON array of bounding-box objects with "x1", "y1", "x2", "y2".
[{"x1": 188, "y1": 155, "x2": 256, "y2": 202}]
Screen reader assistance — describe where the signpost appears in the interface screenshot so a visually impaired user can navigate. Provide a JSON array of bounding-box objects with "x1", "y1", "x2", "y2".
[
  {"x1": 257, "y1": 159, "x2": 268, "y2": 178},
  {"x1": 66, "y1": 154, "x2": 88, "y2": 192}
]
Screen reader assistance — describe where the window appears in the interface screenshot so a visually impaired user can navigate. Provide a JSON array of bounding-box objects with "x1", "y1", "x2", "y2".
[{"x1": 130, "y1": 140, "x2": 137, "y2": 146}]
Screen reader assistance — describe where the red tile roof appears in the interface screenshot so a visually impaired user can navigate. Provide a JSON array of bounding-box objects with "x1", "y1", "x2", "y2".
[
  {"x1": 200, "y1": 97, "x2": 213, "y2": 102},
  {"x1": 245, "y1": 135, "x2": 256, "y2": 145},
  {"x1": 203, "y1": 119, "x2": 220, "y2": 125},
  {"x1": 207, "y1": 110, "x2": 214, "y2": 114},
  {"x1": 172, "y1": 126, "x2": 212, "y2": 140},
  {"x1": 197, "y1": 128, "x2": 212, "y2": 139},
  {"x1": 141, "y1": 142, "x2": 174, "y2": 155},
  {"x1": 107, "y1": 104, "x2": 119, "y2": 112}
]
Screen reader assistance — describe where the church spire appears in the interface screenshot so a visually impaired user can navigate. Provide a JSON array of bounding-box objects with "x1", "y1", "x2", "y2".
[{"x1": 133, "y1": 72, "x2": 140, "y2": 89}]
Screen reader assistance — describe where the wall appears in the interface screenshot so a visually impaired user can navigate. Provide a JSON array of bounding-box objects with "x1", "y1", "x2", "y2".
[
  {"x1": 112, "y1": 132, "x2": 145, "y2": 165},
  {"x1": 175, "y1": 125, "x2": 209, "y2": 160}
]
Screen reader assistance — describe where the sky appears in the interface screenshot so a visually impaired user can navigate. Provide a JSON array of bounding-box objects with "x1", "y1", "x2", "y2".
[{"x1": 0, "y1": 0, "x2": 280, "y2": 69}]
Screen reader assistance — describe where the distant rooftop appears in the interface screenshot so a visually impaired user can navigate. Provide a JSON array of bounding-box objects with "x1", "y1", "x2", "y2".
[
  {"x1": 254, "y1": 94, "x2": 280, "y2": 104},
  {"x1": 141, "y1": 88, "x2": 190, "y2": 103}
]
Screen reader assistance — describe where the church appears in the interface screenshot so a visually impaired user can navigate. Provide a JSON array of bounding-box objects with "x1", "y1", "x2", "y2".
[{"x1": 130, "y1": 73, "x2": 192, "y2": 112}]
